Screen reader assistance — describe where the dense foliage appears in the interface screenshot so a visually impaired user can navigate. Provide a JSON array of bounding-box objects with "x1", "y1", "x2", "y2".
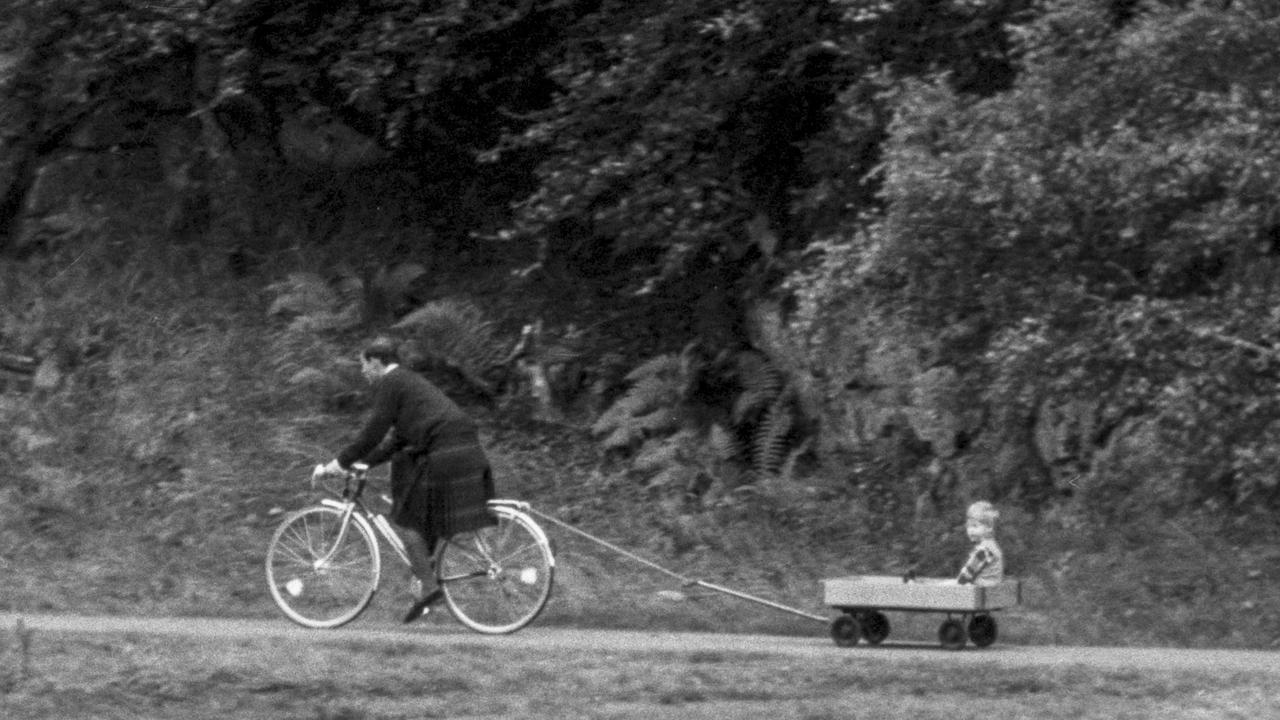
[
  {"x1": 0, "y1": 0, "x2": 203, "y2": 240},
  {"x1": 498, "y1": 0, "x2": 1030, "y2": 285},
  {"x1": 1, "y1": 0, "x2": 1031, "y2": 263},
  {"x1": 790, "y1": 0, "x2": 1280, "y2": 511},
  {"x1": 5, "y1": 0, "x2": 1280, "y2": 517}
]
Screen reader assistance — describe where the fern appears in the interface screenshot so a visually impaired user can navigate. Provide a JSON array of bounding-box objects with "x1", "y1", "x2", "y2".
[
  {"x1": 636, "y1": 429, "x2": 713, "y2": 492},
  {"x1": 708, "y1": 423, "x2": 741, "y2": 462},
  {"x1": 391, "y1": 299, "x2": 507, "y2": 393},
  {"x1": 732, "y1": 351, "x2": 784, "y2": 424},
  {"x1": 752, "y1": 387, "x2": 794, "y2": 476},
  {"x1": 591, "y1": 352, "x2": 687, "y2": 450},
  {"x1": 591, "y1": 380, "x2": 674, "y2": 440},
  {"x1": 648, "y1": 465, "x2": 688, "y2": 491},
  {"x1": 593, "y1": 349, "x2": 806, "y2": 499},
  {"x1": 267, "y1": 273, "x2": 333, "y2": 317},
  {"x1": 633, "y1": 438, "x2": 681, "y2": 473},
  {"x1": 265, "y1": 272, "x2": 362, "y2": 332},
  {"x1": 777, "y1": 437, "x2": 811, "y2": 483},
  {"x1": 624, "y1": 354, "x2": 682, "y2": 384},
  {"x1": 591, "y1": 394, "x2": 643, "y2": 437},
  {"x1": 634, "y1": 406, "x2": 680, "y2": 434},
  {"x1": 627, "y1": 374, "x2": 682, "y2": 412}
]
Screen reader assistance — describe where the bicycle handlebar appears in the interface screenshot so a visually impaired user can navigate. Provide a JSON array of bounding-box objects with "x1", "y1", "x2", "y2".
[
  {"x1": 311, "y1": 462, "x2": 370, "y2": 499},
  {"x1": 311, "y1": 462, "x2": 369, "y2": 478}
]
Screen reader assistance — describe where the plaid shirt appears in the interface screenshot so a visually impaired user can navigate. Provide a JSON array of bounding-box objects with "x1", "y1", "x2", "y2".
[{"x1": 957, "y1": 539, "x2": 1004, "y2": 586}]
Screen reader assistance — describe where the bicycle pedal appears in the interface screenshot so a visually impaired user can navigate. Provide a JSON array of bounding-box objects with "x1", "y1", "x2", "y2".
[
  {"x1": 402, "y1": 600, "x2": 431, "y2": 624},
  {"x1": 402, "y1": 589, "x2": 444, "y2": 624}
]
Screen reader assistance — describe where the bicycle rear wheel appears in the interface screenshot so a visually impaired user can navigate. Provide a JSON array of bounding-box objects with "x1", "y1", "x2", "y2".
[
  {"x1": 266, "y1": 505, "x2": 381, "y2": 629},
  {"x1": 436, "y1": 505, "x2": 555, "y2": 634}
]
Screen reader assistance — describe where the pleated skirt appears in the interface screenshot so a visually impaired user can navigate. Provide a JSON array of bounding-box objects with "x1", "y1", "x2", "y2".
[{"x1": 389, "y1": 425, "x2": 497, "y2": 548}]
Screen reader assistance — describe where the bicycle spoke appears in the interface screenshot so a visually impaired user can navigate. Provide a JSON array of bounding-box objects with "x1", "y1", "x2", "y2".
[
  {"x1": 300, "y1": 515, "x2": 321, "y2": 552},
  {"x1": 446, "y1": 536, "x2": 492, "y2": 566},
  {"x1": 274, "y1": 545, "x2": 315, "y2": 567},
  {"x1": 472, "y1": 532, "x2": 498, "y2": 563},
  {"x1": 494, "y1": 541, "x2": 544, "y2": 566},
  {"x1": 281, "y1": 524, "x2": 316, "y2": 554}
]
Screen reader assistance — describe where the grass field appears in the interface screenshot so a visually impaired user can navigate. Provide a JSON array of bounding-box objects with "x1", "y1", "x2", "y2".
[{"x1": 1, "y1": 622, "x2": 1276, "y2": 720}]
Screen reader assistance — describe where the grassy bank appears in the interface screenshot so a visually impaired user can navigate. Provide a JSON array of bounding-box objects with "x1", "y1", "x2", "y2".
[{"x1": 1, "y1": 242, "x2": 1279, "y2": 649}]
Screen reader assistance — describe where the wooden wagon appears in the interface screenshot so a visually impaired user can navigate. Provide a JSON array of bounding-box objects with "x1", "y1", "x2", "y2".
[{"x1": 822, "y1": 575, "x2": 1022, "y2": 650}]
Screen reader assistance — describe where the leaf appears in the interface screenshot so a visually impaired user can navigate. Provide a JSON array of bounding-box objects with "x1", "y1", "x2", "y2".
[
  {"x1": 591, "y1": 352, "x2": 691, "y2": 455},
  {"x1": 708, "y1": 423, "x2": 741, "y2": 461},
  {"x1": 392, "y1": 299, "x2": 506, "y2": 392},
  {"x1": 732, "y1": 351, "x2": 784, "y2": 424},
  {"x1": 266, "y1": 273, "x2": 336, "y2": 318},
  {"x1": 601, "y1": 426, "x2": 636, "y2": 451},
  {"x1": 634, "y1": 439, "x2": 679, "y2": 473},
  {"x1": 624, "y1": 354, "x2": 681, "y2": 383},
  {"x1": 648, "y1": 466, "x2": 687, "y2": 489},
  {"x1": 634, "y1": 406, "x2": 679, "y2": 434},
  {"x1": 752, "y1": 391, "x2": 794, "y2": 476}
]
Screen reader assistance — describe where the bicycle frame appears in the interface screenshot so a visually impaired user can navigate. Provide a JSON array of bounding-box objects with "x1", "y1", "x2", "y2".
[
  {"x1": 316, "y1": 485, "x2": 541, "y2": 574},
  {"x1": 268, "y1": 469, "x2": 556, "y2": 633},
  {"x1": 317, "y1": 496, "x2": 411, "y2": 568}
]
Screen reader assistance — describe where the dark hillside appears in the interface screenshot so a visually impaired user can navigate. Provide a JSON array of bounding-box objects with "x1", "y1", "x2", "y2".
[
  {"x1": 1, "y1": 230, "x2": 1278, "y2": 647},
  {"x1": 3, "y1": 1, "x2": 1280, "y2": 650}
]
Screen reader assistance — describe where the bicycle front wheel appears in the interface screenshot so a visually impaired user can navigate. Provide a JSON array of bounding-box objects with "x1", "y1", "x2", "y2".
[
  {"x1": 266, "y1": 505, "x2": 381, "y2": 628},
  {"x1": 436, "y1": 505, "x2": 555, "y2": 634}
]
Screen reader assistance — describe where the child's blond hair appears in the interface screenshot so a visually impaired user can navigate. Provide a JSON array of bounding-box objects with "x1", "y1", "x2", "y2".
[{"x1": 966, "y1": 500, "x2": 999, "y2": 528}]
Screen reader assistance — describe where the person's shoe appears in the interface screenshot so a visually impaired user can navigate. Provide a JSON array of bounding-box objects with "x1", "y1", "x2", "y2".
[{"x1": 401, "y1": 588, "x2": 444, "y2": 624}]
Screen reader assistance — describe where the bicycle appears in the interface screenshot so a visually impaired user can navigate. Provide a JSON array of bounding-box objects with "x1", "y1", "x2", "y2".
[{"x1": 266, "y1": 464, "x2": 555, "y2": 634}]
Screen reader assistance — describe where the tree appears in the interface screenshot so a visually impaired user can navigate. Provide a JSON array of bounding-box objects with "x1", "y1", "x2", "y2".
[
  {"x1": 497, "y1": 0, "x2": 1032, "y2": 289},
  {"x1": 791, "y1": 0, "x2": 1280, "y2": 508},
  {"x1": 0, "y1": 0, "x2": 595, "y2": 252},
  {"x1": 203, "y1": 0, "x2": 596, "y2": 246},
  {"x1": 0, "y1": 0, "x2": 207, "y2": 248}
]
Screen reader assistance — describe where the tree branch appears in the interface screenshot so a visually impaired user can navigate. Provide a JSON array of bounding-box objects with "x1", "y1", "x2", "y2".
[{"x1": 1190, "y1": 326, "x2": 1280, "y2": 360}]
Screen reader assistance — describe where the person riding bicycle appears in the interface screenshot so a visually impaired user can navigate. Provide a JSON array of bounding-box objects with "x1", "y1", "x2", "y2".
[{"x1": 319, "y1": 338, "x2": 496, "y2": 623}]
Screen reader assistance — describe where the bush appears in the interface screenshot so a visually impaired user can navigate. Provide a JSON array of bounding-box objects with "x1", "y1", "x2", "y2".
[{"x1": 784, "y1": 1, "x2": 1280, "y2": 512}]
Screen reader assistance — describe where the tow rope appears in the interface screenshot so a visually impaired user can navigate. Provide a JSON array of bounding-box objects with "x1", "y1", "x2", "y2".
[{"x1": 524, "y1": 505, "x2": 830, "y2": 624}]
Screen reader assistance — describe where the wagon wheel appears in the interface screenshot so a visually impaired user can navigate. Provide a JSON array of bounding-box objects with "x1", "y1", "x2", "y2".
[
  {"x1": 860, "y1": 611, "x2": 890, "y2": 645},
  {"x1": 830, "y1": 614, "x2": 861, "y2": 647},
  {"x1": 968, "y1": 614, "x2": 998, "y2": 648},
  {"x1": 938, "y1": 618, "x2": 967, "y2": 651}
]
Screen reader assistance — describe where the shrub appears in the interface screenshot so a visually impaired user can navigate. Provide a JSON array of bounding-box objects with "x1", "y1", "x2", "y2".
[
  {"x1": 783, "y1": 1, "x2": 1280, "y2": 512},
  {"x1": 591, "y1": 343, "x2": 810, "y2": 504}
]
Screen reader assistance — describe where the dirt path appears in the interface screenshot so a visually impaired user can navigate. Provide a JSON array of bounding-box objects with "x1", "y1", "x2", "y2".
[{"x1": 4, "y1": 612, "x2": 1277, "y2": 675}]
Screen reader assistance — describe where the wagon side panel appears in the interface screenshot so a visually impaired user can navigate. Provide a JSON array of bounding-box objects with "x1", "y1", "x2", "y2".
[{"x1": 823, "y1": 575, "x2": 1021, "y2": 612}]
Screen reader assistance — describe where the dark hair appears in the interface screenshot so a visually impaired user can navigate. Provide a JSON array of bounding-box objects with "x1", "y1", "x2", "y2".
[{"x1": 361, "y1": 338, "x2": 400, "y2": 364}]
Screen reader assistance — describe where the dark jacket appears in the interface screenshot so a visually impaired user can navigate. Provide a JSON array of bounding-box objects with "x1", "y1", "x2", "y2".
[
  {"x1": 339, "y1": 366, "x2": 494, "y2": 541},
  {"x1": 338, "y1": 366, "x2": 474, "y2": 467}
]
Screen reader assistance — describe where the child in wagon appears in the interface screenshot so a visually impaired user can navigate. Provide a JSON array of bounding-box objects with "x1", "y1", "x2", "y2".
[
  {"x1": 955, "y1": 500, "x2": 1004, "y2": 586},
  {"x1": 905, "y1": 500, "x2": 1005, "y2": 585}
]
